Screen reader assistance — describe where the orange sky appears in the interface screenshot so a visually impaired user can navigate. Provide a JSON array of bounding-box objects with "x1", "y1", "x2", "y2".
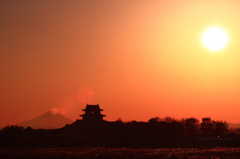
[{"x1": 1, "y1": 0, "x2": 240, "y2": 127}]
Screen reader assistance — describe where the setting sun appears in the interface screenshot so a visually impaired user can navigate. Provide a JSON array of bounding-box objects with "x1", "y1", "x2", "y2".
[{"x1": 202, "y1": 27, "x2": 228, "y2": 51}]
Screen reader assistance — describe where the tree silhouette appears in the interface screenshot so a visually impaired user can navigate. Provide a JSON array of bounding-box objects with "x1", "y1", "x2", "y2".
[
  {"x1": 184, "y1": 118, "x2": 200, "y2": 137},
  {"x1": 164, "y1": 116, "x2": 177, "y2": 123},
  {"x1": 200, "y1": 118, "x2": 214, "y2": 137},
  {"x1": 213, "y1": 120, "x2": 228, "y2": 136},
  {"x1": 2, "y1": 125, "x2": 24, "y2": 138},
  {"x1": 148, "y1": 117, "x2": 161, "y2": 123},
  {"x1": 115, "y1": 118, "x2": 123, "y2": 123}
]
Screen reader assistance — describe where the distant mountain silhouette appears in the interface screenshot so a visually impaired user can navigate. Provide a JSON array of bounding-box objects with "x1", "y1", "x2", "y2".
[{"x1": 18, "y1": 111, "x2": 73, "y2": 129}]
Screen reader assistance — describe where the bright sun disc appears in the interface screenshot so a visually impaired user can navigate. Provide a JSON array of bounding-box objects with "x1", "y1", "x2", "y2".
[{"x1": 202, "y1": 27, "x2": 228, "y2": 51}]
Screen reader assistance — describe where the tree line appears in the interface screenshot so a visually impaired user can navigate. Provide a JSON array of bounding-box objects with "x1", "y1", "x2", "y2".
[{"x1": 1, "y1": 117, "x2": 240, "y2": 148}]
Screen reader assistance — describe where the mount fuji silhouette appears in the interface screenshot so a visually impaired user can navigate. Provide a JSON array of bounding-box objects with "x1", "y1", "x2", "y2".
[{"x1": 18, "y1": 111, "x2": 73, "y2": 129}]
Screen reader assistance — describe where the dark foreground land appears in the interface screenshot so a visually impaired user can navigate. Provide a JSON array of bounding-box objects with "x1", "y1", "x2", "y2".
[
  {"x1": 2, "y1": 117, "x2": 240, "y2": 158},
  {"x1": 1, "y1": 147, "x2": 240, "y2": 159}
]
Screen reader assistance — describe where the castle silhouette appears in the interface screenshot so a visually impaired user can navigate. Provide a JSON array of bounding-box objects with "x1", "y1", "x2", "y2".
[
  {"x1": 63, "y1": 104, "x2": 109, "y2": 130},
  {"x1": 80, "y1": 104, "x2": 106, "y2": 121}
]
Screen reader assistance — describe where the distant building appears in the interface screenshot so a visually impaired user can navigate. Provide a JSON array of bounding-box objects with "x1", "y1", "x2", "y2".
[
  {"x1": 80, "y1": 104, "x2": 106, "y2": 121},
  {"x1": 62, "y1": 104, "x2": 107, "y2": 130}
]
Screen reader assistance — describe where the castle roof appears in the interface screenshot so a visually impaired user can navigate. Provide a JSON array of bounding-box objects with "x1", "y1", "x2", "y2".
[{"x1": 82, "y1": 104, "x2": 103, "y2": 111}]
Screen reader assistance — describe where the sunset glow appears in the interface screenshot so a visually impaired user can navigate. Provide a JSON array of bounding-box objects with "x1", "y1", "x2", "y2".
[{"x1": 1, "y1": 0, "x2": 240, "y2": 127}]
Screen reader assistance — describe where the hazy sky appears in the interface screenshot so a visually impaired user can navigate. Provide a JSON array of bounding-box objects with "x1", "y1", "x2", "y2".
[{"x1": 1, "y1": 0, "x2": 240, "y2": 127}]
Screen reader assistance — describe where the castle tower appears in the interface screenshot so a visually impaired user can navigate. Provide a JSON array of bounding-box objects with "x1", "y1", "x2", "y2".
[{"x1": 80, "y1": 104, "x2": 106, "y2": 121}]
